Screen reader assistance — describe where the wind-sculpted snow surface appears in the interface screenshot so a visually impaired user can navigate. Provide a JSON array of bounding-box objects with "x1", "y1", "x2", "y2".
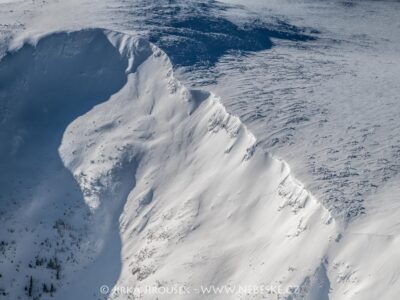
[
  {"x1": 0, "y1": 29, "x2": 399, "y2": 300},
  {"x1": 0, "y1": 29, "x2": 335, "y2": 299},
  {"x1": 58, "y1": 30, "x2": 336, "y2": 299}
]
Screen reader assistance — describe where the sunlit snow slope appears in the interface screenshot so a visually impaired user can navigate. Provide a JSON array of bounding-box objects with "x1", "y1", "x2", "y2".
[
  {"x1": 0, "y1": 29, "x2": 338, "y2": 299},
  {"x1": 1, "y1": 27, "x2": 400, "y2": 300}
]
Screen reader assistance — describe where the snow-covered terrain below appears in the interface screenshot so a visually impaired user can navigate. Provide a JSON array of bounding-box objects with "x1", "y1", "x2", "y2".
[{"x1": 0, "y1": 0, "x2": 399, "y2": 299}]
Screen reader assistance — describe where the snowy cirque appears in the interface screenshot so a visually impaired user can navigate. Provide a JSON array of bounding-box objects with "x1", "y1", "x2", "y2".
[{"x1": 1, "y1": 1, "x2": 400, "y2": 299}]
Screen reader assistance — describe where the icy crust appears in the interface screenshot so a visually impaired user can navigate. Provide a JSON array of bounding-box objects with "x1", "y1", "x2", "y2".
[{"x1": 55, "y1": 30, "x2": 336, "y2": 299}]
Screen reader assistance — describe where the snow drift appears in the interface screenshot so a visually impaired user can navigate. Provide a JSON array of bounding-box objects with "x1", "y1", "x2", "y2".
[{"x1": 0, "y1": 29, "x2": 338, "y2": 299}]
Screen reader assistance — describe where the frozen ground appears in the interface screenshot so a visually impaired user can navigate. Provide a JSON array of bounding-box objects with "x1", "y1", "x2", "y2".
[{"x1": 0, "y1": 0, "x2": 399, "y2": 299}]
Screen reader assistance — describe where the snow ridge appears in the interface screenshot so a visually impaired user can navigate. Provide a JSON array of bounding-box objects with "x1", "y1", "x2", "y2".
[
  {"x1": 1, "y1": 29, "x2": 336, "y2": 300},
  {"x1": 59, "y1": 29, "x2": 336, "y2": 299}
]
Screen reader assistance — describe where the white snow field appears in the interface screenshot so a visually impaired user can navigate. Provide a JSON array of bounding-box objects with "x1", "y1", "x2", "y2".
[
  {"x1": 0, "y1": 1, "x2": 399, "y2": 300},
  {"x1": 0, "y1": 28, "x2": 336, "y2": 300}
]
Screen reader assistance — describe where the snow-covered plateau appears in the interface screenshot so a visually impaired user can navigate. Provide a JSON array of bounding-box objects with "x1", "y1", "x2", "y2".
[{"x1": 0, "y1": 1, "x2": 399, "y2": 300}]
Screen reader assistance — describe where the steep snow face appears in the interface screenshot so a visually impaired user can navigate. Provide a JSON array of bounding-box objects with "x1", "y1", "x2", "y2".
[
  {"x1": 1, "y1": 26, "x2": 399, "y2": 300},
  {"x1": 58, "y1": 30, "x2": 336, "y2": 299},
  {"x1": 0, "y1": 1, "x2": 399, "y2": 299},
  {"x1": 183, "y1": 0, "x2": 400, "y2": 224},
  {"x1": 0, "y1": 29, "x2": 336, "y2": 299},
  {"x1": 0, "y1": 29, "x2": 127, "y2": 192},
  {"x1": 0, "y1": 29, "x2": 128, "y2": 299},
  {"x1": 0, "y1": 0, "x2": 398, "y2": 227}
]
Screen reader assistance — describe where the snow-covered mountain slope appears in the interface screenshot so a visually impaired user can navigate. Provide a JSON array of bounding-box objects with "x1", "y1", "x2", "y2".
[
  {"x1": 0, "y1": 29, "x2": 128, "y2": 299},
  {"x1": 1, "y1": 27, "x2": 399, "y2": 300},
  {"x1": 0, "y1": 1, "x2": 400, "y2": 299},
  {"x1": 58, "y1": 30, "x2": 336, "y2": 300},
  {"x1": 182, "y1": 0, "x2": 400, "y2": 225},
  {"x1": 0, "y1": 28, "x2": 337, "y2": 299},
  {"x1": 2, "y1": 0, "x2": 397, "y2": 226},
  {"x1": 179, "y1": 0, "x2": 400, "y2": 224}
]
